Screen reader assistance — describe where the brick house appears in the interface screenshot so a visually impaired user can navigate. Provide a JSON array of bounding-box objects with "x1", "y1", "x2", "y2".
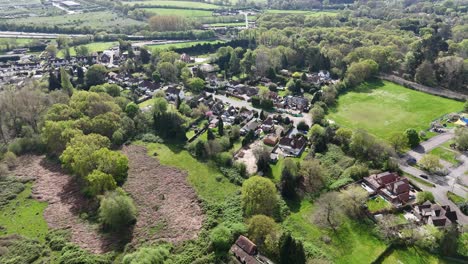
[{"x1": 363, "y1": 172, "x2": 412, "y2": 205}]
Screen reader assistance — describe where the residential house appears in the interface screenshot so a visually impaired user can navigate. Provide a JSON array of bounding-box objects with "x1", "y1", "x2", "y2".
[
  {"x1": 413, "y1": 201, "x2": 458, "y2": 228},
  {"x1": 180, "y1": 53, "x2": 193, "y2": 63},
  {"x1": 230, "y1": 236, "x2": 260, "y2": 264},
  {"x1": 261, "y1": 117, "x2": 275, "y2": 133},
  {"x1": 278, "y1": 135, "x2": 307, "y2": 156},
  {"x1": 363, "y1": 172, "x2": 412, "y2": 205},
  {"x1": 263, "y1": 134, "x2": 279, "y2": 146},
  {"x1": 241, "y1": 120, "x2": 260, "y2": 136}
]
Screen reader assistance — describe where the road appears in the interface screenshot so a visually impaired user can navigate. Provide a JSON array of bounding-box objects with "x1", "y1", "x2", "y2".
[
  {"x1": 211, "y1": 94, "x2": 312, "y2": 127},
  {"x1": 0, "y1": 31, "x2": 90, "y2": 39},
  {"x1": 52, "y1": 2, "x2": 76, "y2": 14},
  {"x1": 399, "y1": 131, "x2": 468, "y2": 225}
]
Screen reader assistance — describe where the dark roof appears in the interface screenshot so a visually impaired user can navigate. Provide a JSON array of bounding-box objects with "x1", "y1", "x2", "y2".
[
  {"x1": 235, "y1": 236, "x2": 257, "y2": 255},
  {"x1": 279, "y1": 135, "x2": 306, "y2": 149}
]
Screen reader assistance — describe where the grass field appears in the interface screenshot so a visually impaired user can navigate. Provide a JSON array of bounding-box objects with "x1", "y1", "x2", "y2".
[
  {"x1": 146, "y1": 40, "x2": 223, "y2": 51},
  {"x1": 404, "y1": 173, "x2": 436, "y2": 187},
  {"x1": 382, "y1": 247, "x2": 449, "y2": 264},
  {"x1": 283, "y1": 200, "x2": 388, "y2": 264},
  {"x1": 140, "y1": 7, "x2": 212, "y2": 16},
  {"x1": 328, "y1": 80, "x2": 463, "y2": 141},
  {"x1": 0, "y1": 183, "x2": 48, "y2": 242},
  {"x1": 124, "y1": 0, "x2": 221, "y2": 9},
  {"x1": 209, "y1": 22, "x2": 246, "y2": 27},
  {"x1": 14, "y1": 11, "x2": 145, "y2": 31},
  {"x1": 430, "y1": 146, "x2": 459, "y2": 165},
  {"x1": 141, "y1": 142, "x2": 238, "y2": 202},
  {"x1": 58, "y1": 41, "x2": 118, "y2": 58},
  {"x1": 367, "y1": 195, "x2": 392, "y2": 213},
  {"x1": 447, "y1": 191, "x2": 465, "y2": 204},
  {"x1": 266, "y1": 9, "x2": 338, "y2": 16}
]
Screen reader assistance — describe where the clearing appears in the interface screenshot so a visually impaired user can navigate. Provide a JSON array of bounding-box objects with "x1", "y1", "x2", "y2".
[
  {"x1": 328, "y1": 80, "x2": 463, "y2": 141},
  {"x1": 11, "y1": 155, "x2": 117, "y2": 253},
  {"x1": 122, "y1": 145, "x2": 204, "y2": 245}
]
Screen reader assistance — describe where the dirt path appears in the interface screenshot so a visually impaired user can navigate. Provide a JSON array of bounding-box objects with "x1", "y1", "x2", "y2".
[
  {"x1": 122, "y1": 145, "x2": 204, "y2": 245},
  {"x1": 12, "y1": 155, "x2": 116, "y2": 253}
]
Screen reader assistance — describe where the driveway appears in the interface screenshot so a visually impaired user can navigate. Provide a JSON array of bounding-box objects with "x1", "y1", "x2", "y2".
[{"x1": 399, "y1": 131, "x2": 468, "y2": 225}]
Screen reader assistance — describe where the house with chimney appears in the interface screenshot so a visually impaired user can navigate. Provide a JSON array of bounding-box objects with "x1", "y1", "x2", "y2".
[
  {"x1": 363, "y1": 172, "x2": 412, "y2": 206},
  {"x1": 278, "y1": 135, "x2": 307, "y2": 156}
]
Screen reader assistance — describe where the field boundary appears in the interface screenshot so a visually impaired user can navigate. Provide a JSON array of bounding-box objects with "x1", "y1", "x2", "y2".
[{"x1": 379, "y1": 74, "x2": 468, "y2": 101}]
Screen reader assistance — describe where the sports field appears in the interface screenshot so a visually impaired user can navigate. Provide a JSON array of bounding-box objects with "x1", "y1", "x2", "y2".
[{"x1": 328, "y1": 80, "x2": 463, "y2": 141}]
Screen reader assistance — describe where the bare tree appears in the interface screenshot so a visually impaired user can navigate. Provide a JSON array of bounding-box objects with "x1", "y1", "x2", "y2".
[
  {"x1": 339, "y1": 185, "x2": 368, "y2": 217},
  {"x1": 312, "y1": 191, "x2": 342, "y2": 232}
]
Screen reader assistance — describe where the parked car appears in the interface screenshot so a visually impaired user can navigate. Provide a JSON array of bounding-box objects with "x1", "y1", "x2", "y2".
[
  {"x1": 419, "y1": 174, "x2": 428, "y2": 179},
  {"x1": 406, "y1": 157, "x2": 417, "y2": 165}
]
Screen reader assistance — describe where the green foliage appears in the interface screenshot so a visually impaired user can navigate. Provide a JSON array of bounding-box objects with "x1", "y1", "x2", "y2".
[
  {"x1": 91, "y1": 148, "x2": 129, "y2": 185},
  {"x1": 123, "y1": 245, "x2": 170, "y2": 264},
  {"x1": 45, "y1": 229, "x2": 71, "y2": 251},
  {"x1": 99, "y1": 190, "x2": 137, "y2": 231},
  {"x1": 210, "y1": 225, "x2": 232, "y2": 252},
  {"x1": 418, "y1": 154, "x2": 443, "y2": 173},
  {"x1": 125, "y1": 102, "x2": 139, "y2": 118},
  {"x1": 86, "y1": 170, "x2": 117, "y2": 197},
  {"x1": 59, "y1": 244, "x2": 112, "y2": 264},
  {"x1": 0, "y1": 235, "x2": 44, "y2": 264},
  {"x1": 247, "y1": 215, "x2": 278, "y2": 246},
  {"x1": 42, "y1": 120, "x2": 83, "y2": 157},
  {"x1": 140, "y1": 133, "x2": 164, "y2": 143},
  {"x1": 416, "y1": 191, "x2": 435, "y2": 203},
  {"x1": 458, "y1": 232, "x2": 468, "y2": 257},
  {"x1": 279, "y1": 233, "x2": 306, "y2": 264},
  {"x1": 405, "y1": 128, "x2": 420, "y2": 148},
  {"x1": 241, "y1": 176, "x2": 278, "y2": 217},
  {"x1": 3, "y1": 151, "x2": 17, "y2": 169},
  {"x1": 85, "y1": 64, "x2": 107, "y2": 88},
  {"x1": 187, "y1": 77, "x2": 205, "y2": 92}
]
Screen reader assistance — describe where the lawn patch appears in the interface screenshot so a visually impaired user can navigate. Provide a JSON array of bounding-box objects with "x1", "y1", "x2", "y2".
[
  {"x1": 282, "y1": 200, "x2": 387, "y2": 263},
  {"x1": 366, "y1": 195, "x2": 392, "y2": 213},
  {"x1": 429, "y1": 146, "x2": 459, "y2": 165},
  {"x1": 140, "y1": 142, "x2": 238, "y2": 202},
  {"x1": 328, "y1": 80, "x2": 463, "y2": 141},
  {"x1": 447, "y1": 191, "x2": 465, "y2": 204},
  {"x1": 403, "y1": 173, "x2": 435, "y2": 188},
  {"x1": 140, "y1": 7, "x2": 212, "y2": 17},
  {"x1": 382, "y1": 246, "x2": 450, "y2": 264},
  {"x1": 0, "y1": 182, "x2": 48, "y2": 241}
]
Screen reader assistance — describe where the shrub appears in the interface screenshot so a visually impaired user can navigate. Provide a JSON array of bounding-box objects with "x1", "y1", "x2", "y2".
[
  {"x1": 416, "y1": 191, "x2": 435, "y2": 203},
  {"x1": 0, "y1": 236, "x2": 43, "y2": 264},
  {"x1": 99, "y1": 190, "x2": 137, "y2": 231},
  {"x1": 3, "y1": 151, "x2": 17, "y2": 170},
  {"x1": 46, "y1": 229, "x2": 70, "y2": 251},
  {"x1": 59, "y1": 244, "x2": 112, "y2": 264},
  {"x1": 140, "y1": 133, "x2": 163, "y2": 143},
  {"x1": 0, "y1": 164, "x2": 8, "y2": 179},
  {"x1": 8, "y1": 136, "x2": 45, "y2": 155},
  {"x1": 123, "y1": 245, "x2": 170, "y2": 264},
  {"x1": 210, "y1": 225, "x2": 232, "y2": 252},
  {"x1": 220, "y1": 167, "x2": 244, "y2": 185},
  {"x1": 86, "y1": 170, "x2": 117, "y2": 197}
]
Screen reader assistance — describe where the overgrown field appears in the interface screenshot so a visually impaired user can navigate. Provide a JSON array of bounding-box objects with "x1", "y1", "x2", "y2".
[
  {"x1": 123, "y1": 0, "x2": 221, "y2": 9},
  {"x1": 328, "y1": 80, "x2": 463, "y2": 141}
]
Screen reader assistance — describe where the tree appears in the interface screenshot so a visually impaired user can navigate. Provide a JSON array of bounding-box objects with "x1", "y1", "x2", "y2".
[
  {"x1": 247, "y1": 215, "x2": 278, "y2": 248},
  {"x1": 299, "y1": 159, "x2": 325, "y2": 194},
  {"x1": 75, "y1": 45, "x2": 89, "y2": 57},
  {"x1": 334, "y1": 127, "x2": 353, "y2": 148},
  {"x1": 297, "y1": 121, "x2": 309, "y2": 132},
  {"x1": 389, "y1": 132, "x2": 408, "y2": 153},
  {"x1": 416, "y1": 191, "x2": 435, "y2": 203},
  {"x1": 187, "y1": 77, "x2": 205, "y2": 92},
  {"x1": 415, "y1": 60, "x2": 437, "y2": 86},
  {"x1": 345, "y1": 59, "x2": 379, "y2": 87},
  {"x1": 48, "y1": 70, "x2": 61, "y2": 91},
  {"x1": 207, "y1": 128, "x2": 215, "y2": 140},
  {"x1": 92, "y1": 148, "x2": 129, "y2": 185},
  {"x1": 458, "y1": 232, "x2": 468, "y2": 257},
  {"x1": 99, "y1": 190, "x2": 136, "y2": 231},
  {"x1": 60, "y1": 67, "x2": 74, "y2": 96},
  {"x1": 210, "y1": 225, "x2": 232, "y2": 252},
  {"x1": 279, "y1": 233, "x2": 306, "y2": 264},
  {"x1": 218, "y1": 118, "x2": 224, "y2": 136},
  {"x1": 280, "y1": 159, "x2": 298, "y2": 199},
  {"x1": 455, "y1": 127, "x2": 468, "y2": 150},
  {"x1": 310, "y1": 105, "x2": 325, "y2": 125},
  {"x1": 435, "y1": 56, "x2": 465, "y2": 90},
  {"x1": 157, "y1": 62, "x2": 178, "y2": 83},
  {"x1": 139, "y1": 47, "x2": 151, "y2": 64},
  {"x1": 254, "y1": 146, "x2": 271, "y2": 174},
  {"x1": 123, "y1": 246, "x2": 169, "y2": 264},
  {"x1": 405, "y1": 128, "x2": 420, "y2": 148},
  {"x1": 45, "y1": 44, "x2": 57, "y2": 58},
  {"x1": 3, "y1": 151, "x2": 17, "y2": 169},
  {"x1": 85, "y1": 65, "x2": 107, "y2": 88},
  {"x1": 339, "y1": 185, "x2": 368, "y2": 217},
  {"x1": 418, "y1": 154, "x2": 442, "y2": 173},
  {"x1": 86, "y1": 170, "x2": 117, "y2": 197},
  {"x1": 312, "y1": 191, "x2": 342, "y2": 232},
  {"x1": 241, "y1": 176, "x2": 278, "y2": 217},
  {"x1": 125, "y1": 102, "x2": 139, "y2": 118}
]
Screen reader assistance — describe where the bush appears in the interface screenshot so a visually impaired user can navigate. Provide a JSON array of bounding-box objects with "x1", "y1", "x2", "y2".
[
  {"x1": 3, "y1": 151, "x2": 17, "y2": 170},
  {"x1": 46, "y1": 229, "x2": 71, "y2": 251},
  {"x1": 220, "y1": 167, "x2": 244, "y2": 185},
  {"x1": 140, "y1": 133, "x2": 164, "y2": 143},
  {"x1": 8, "y1": 136, "x2": 45, "y2": 155},
  {"x1": 416, "y1": 191, "x2": 435, "y2": 203},
  {"x1": 0, "y1": 164, "x2": 8, "y2": 179},
  {"x1": 59, "y1": 244, "x2": 112, "y2": 264},
  {"x1": 99, "y1": 190, "x2": 137, "y2": 231},
  {"x1": 215, "y1": 152, "x2": 233, "y2": 167},
  {"x1": 123, "y1": 245, "x2": 170, "y2": 264},
  {"x1": 0, "y1": 236, "x2": 43, "y2": 264},
  {"x1": 210, "y1": 225, "x2": 232, "y2": 252}
]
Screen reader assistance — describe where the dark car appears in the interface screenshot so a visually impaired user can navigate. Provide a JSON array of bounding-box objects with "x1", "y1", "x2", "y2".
[
  {"x1": 406, "y1": 157, "x2": 417, "y2": 165},
  {"x1": 419, "y1": 174, "x2": 428, "y2": 179}
]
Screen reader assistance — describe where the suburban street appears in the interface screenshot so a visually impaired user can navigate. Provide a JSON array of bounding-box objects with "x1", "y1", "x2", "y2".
[{"x1": 399, "y1": 131, "x2": 468, "y2": 225}]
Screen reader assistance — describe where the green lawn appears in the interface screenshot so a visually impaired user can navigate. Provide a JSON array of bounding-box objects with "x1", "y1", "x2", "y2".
[
  {"x1": 58, "y1": 41, "x2": 118, "y2": 58},
  {"x1": 429, "y1": 146, "x2": 459, "y2": 165},
  {"x1": 0, "y1": 183, "x2": 48, "y2": 242},
  {"x1": 209, "y1": 22, "x2": 246, "y2": 27},
  {"x1": 382, "y1": 247, "x2": 450, "y2": 264},
  {"x1": 140, "y1": 7, "x2": 212, "y2": 16},
  {"x1": 266, "y1": 10, "x2": 337, "y2": 16},
  {"x1": 403, "y1": 173, "x2": 436, "y2": 188},
  {"x1": 447, "y1": 191, "x2": 465, "y2": 204},
  {"x1": 140, "y1": 142, "x2": 238, "y2": 202},
  {"x1": 146, "y1": 40, "x2": 223, "y2": 52},
  {"x1": 328, "y1": 80, "x2": 463, "y2": 141},
  {"x1": 123, "y1": 0, "x2": 221, "y2": 9},
  {"x1": 283, "y1": 200, "x2": 387, "y2": 263},
  {"x1": 367, "y1": 195, "x2": 392, "y2": 213}
]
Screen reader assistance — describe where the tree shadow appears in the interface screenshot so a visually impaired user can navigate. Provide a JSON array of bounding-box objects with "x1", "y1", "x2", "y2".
[{"x1": 285, "y1": 196, "x2": 302, "y2": 213}]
